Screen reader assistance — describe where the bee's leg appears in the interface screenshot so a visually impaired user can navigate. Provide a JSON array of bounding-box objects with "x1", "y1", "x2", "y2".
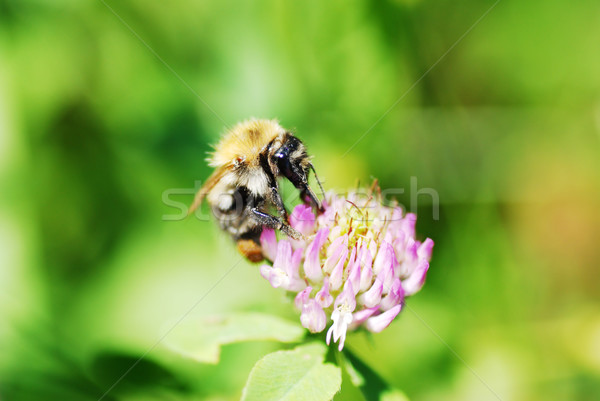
[
  {"x1": 269, "y1": 185, "x2": 288, "y2": 221},
  {"x1": 250, "y1": 208, "x2": 303, "y2": 240},
  {"x1": 299, "y1": 187, "x2": 323, "y2": 212},
  {"x1": 296, "y1": 170, "x2": 323, "y2": 213}
]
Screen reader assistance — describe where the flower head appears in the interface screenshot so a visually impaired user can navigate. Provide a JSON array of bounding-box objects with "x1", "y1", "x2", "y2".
[{"x1": 259, "y1": 187, "x2": 433, "y2": 350}]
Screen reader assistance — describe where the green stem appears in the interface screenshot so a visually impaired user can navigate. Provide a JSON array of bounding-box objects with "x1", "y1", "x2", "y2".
[{"x1": 341, "y1": 348, "x2": 395, "y2": 401}]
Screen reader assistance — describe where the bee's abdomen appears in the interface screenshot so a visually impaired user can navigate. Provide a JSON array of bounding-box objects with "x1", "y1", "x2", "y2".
[
  {"x1": 212, "y1": 185, "x2": 263, "y2": 241},
  {"x1": 236, "y1": 238, "x2": 264, "y2": 263}
]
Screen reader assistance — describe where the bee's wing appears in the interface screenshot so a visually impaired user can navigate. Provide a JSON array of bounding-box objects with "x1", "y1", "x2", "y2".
[{"x1": 188, "y1": 164, "x2": 232, "y2": 215}]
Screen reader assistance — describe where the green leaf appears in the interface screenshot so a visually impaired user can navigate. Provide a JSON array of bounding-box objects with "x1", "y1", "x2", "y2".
[
  {"x1": 339, "y1": 352, "x2": 365, "y2": 387},
  {"x1": 241, "y1": 343, "x2": 342, "y2": 401},
  {"x1": 342, "y1": 348, "x2": 409, "y2": 401},
  {"x1": 380, "y1": 389, "x2": 410, "y2": 401},
  {"x1": 163, "y1": 313, "x2": 305, "y2": 364}
]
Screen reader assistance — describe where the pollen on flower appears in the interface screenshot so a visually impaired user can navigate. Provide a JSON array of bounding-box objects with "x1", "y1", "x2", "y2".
[{"x1": 258, "y1": 183, "x2": 434, "y2": 351}]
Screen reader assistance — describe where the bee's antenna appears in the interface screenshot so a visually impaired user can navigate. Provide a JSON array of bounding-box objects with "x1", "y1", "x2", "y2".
[{"x1": 310, "y1": 163, "x2": 325, "y2": 199}]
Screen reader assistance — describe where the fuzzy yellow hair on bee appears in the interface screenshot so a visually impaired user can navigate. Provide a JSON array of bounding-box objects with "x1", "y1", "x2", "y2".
[
  {"x1": 190, "y1": 118, "x2": 324, "y2": 262},
  {"x1": 208, "y1": 119, "x2": 284, "y2": 168}
]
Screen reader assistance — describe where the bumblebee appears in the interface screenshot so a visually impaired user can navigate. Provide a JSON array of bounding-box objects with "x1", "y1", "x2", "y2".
[{"x1": 190, "y1": 119, "x2": 324, "y2": 262}]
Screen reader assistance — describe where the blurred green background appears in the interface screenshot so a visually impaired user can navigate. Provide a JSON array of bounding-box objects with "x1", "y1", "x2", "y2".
[{"x1": 1, "y1": 0, "x2": 599, "y2": 400}]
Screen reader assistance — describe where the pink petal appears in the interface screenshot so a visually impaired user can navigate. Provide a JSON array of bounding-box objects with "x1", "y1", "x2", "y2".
[
  {"x1": 391, "y1": 231, "x2": 407, "y2": 265},
  {"x1": 334, "y1": 281, "x2": 357, "y2": 311},
  {"x1": 300, "y1": 299, "x2": 327, "y2": 333},
  {"x1": 259, "y1": 264, "x2": 272, "y2": 283},
  {"x1": 397, "y1": 238, "x2": 418, "y2": 278},
  {"x1": 402, "y1": 259, "x2": 429, "y2": 296},
  {"x1": 378, "y1": 260, "x2": 395, "y2": 296},
  {"x1": 315, "y1": 277, "x2": 333, "y2": 308},
  {"x1": 365, "y1": 304, "x2": 402, "y2": 333},
  {"x1": 286, "y1": 247, "x2": 308, "y2": 292},
  {"x1": 358, "y1": 243, "x2": 374, "y2": 292},
  {"x1": 391, "y1": 207, "x2": 404, "y2": 222},
  {"x1": 373, "y1": 241, "x2": 395, "y2": 276},
  {"x1": 417, "y1": 238, "x2": 434, "y2": 261},
  {"x1": 328, "y1": 248, "x2": 347, "y2": 291},
  {"x1": 290, "y1": 204, "x2": 316, "y2": 236},
  {"x1": 328, "y1": 225, "x2": 343, "y2": 240},
  {"x1": 346, "y1": 248, "x2": 361, "y2": 296},
  {"x1": 273, "y1": 240, "x2": 292, "y2": 272},
  {"x1": 368, "y1": 240, "x2": 378, "y2": 261},
  {"x1": 359, "y1": 259, "x2": 373, "y2": 293},
  {"x1": 400, "y1": 213, "x2": 416, "y2": 237},
  {"x1": 294, "y1": 286, "x2": 313, "y2": 310},
  {"x1": 289, "y1": 247, "x2": 303, "y2": 278},
  {"x1": 260, "y1": 265, "x2": 285, "y2": 288},
  {"x1": 350, "y1": 307, "x2": 379, "y2": 329},
  {"x1": 346, "y1": 245, "x2": 357, "y2": 271},
  {"x1": 324, "y1": 234, "x2": 348, "y2": 274},
  {"x1": 359, "y1": 278, "x2": 383, "y2": 308},
  {"x1": 259, "y1": 228, "x2": 278, "y2": 261},
  {"x1": 303, "y1": 228, "x2": 329, "y2": 281},
  {"x1": 380, "y1": 278, "x2": 404, "y2": 311}
]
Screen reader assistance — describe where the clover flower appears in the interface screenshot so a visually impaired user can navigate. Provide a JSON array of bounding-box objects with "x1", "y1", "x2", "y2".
[{"x1": 259, "y1": 187, "x2": 433, "y2": 351}]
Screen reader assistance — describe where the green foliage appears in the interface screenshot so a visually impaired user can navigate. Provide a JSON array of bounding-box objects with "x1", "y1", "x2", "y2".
[
  {"x1": 241, "y1": 343, "x2": 341, "y2": 401},
  {"x1": 379, "y1": 390, "x2": 410, "y2": 401},
  {"x1": 163, "y1": 313, "x2": 305, "y2": 364},
  {"x1": 1, "y1": 0, "x2": 599, "y2": 400},
  {"x1": 340, "y1": 347, "x2": 409, "y2": 401}
]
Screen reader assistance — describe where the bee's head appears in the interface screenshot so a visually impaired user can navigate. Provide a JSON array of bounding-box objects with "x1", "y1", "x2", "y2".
[{"x1": 271, "y1": 133, "x2": 323, "y2": 211}]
